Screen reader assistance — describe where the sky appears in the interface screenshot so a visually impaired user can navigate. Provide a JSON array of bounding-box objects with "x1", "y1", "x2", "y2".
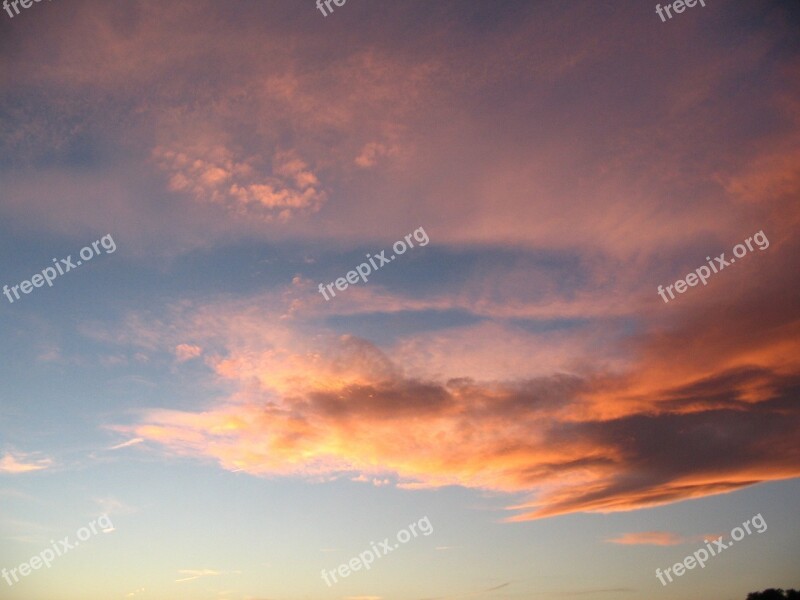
[{"x1": 1, "y1": 1, "x2": 799, "y2": 599}]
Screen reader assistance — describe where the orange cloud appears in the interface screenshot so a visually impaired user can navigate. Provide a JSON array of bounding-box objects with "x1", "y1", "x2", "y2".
[
  {"x1": 605, "y1": 531, "x2": 686, "y2": 546},
  {"x1": 15, "y1": 0, "x2": 795, "y2": 521},
  {"x1": 114, "y1": 269, "x2": 800, "y2": 520}
]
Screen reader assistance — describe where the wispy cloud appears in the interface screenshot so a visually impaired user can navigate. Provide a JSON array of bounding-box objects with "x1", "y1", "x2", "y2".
[
  {"x1": 107, "y1": 438, "x2": 145, "y2": 451},
  {"x1": 605, "y1": 531, "x2": 686, "y2": 546},
  {"x1": 0, "y1": 452, "x2": 52, "y2": 474}
]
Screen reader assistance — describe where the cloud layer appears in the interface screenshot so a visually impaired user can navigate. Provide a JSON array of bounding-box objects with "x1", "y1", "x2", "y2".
[
  {"x1": 3, "y1": 0, "x2": 799, "y2": 521},
  {"x1": 113, "y1": 260, "x2": 800, "y2": 520}
]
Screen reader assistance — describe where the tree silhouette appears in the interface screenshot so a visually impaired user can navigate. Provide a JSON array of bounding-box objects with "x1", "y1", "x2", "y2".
[{"x1": 746, "y1": 590, "x2": 800, "y2": 600}]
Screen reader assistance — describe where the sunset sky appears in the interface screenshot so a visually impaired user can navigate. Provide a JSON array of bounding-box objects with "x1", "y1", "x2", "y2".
[{"x1": 1, "y1": 1, "x2": 799, "y2": 599}]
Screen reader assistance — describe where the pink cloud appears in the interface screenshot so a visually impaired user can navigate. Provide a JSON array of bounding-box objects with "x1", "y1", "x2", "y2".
[
  {"x1": 0, "y1": 452, "x2": 53, "y2": 474},
  {"x1": 175, "y1": 344, "x2": 203, "y2": 362}
]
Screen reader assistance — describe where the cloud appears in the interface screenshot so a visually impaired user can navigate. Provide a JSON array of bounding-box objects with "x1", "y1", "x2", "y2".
[
  {"x1": 351, "y1": 474, "x2": 393, "y2": 487},
  {"x1": 0, "y1": 452, "x2": 53, "y2": 474},
  {"x1": 110, "y1": 268, "x2": 800, "y2": 520},
  {"x1": 355, "y1": 141, "x2": 399, "y2": 168},
  {"x1": 1, "y1": 0, "x2": 797, "y2": 269},
  {"x1": 108, "y1": 438, "x2": 145, "y2": 451},
  {"x1": 9, "y1": 0, "x2": 795, "y2": 521},
  {"x1": 174, "y1": 344, "x2": 203, "y2": 362},
  {"x1": 152, "y1": 144, "x2": 326, "y2": 222},
  {"x1": 605, "y1": 531, "x2": 686, "y2": 546}
]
